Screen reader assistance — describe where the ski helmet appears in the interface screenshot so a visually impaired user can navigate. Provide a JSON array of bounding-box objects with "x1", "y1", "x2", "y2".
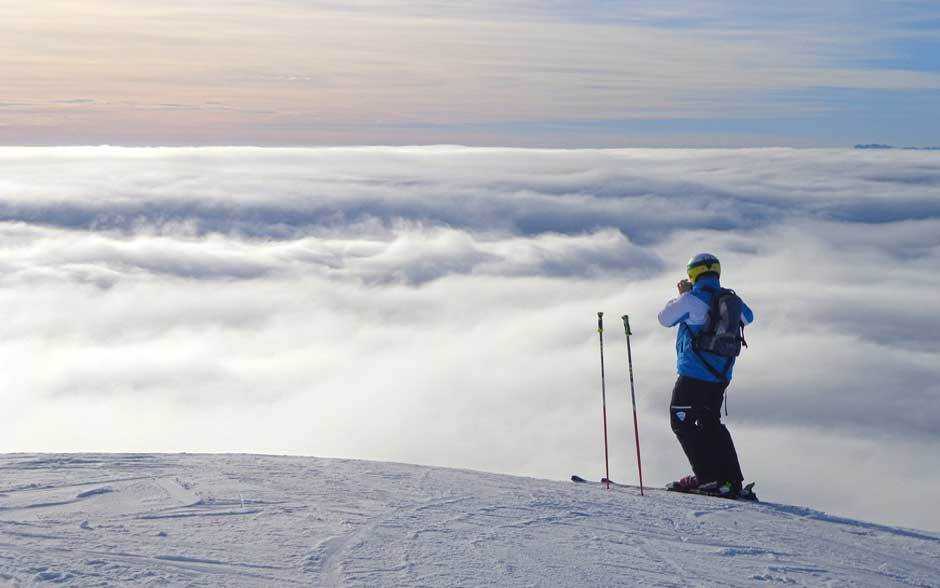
[{"x1": 687, "y1": 253, "x2": 720, "y2": 283}]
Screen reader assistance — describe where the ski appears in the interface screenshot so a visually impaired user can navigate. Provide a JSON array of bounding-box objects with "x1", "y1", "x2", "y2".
[
  {"x1": 602, "y1": 477, "x2": 641, "y2": 490},
  {"x1": 666, "y1": 481, "x2": 758, "y2": 502},
  {"x1": 571, "y1": 475, "x2": 645, "y2": 492},
  {"x1": 575, "y1": 474, "x2": 756, "y2": 501},
  {"x1": 571, "y1": 474, "x2": 615, "y2": 488}
]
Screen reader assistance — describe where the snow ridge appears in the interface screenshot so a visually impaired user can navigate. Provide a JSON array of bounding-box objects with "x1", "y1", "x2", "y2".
[{"x1": 0, "y1": 454, "x2": 936, "y2": 587}]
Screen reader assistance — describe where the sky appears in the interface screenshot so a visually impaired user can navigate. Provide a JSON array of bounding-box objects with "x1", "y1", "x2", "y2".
[
  {"x1": 1, "y1": 146, "x2": 939, "y2": 533},
  {"x1": 2, "y1": 0, "x2": 940, "y2": 146}
]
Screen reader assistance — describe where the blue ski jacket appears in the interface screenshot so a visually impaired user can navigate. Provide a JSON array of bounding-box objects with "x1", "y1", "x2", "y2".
[{"x1": 657, "y1": 276, "x2": 754, "y2": 383}]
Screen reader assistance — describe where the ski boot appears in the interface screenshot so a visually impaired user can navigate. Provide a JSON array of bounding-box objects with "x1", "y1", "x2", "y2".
[
  {"x1": 665, "y1": 474, "x2": 699, "y2": 492},
  {"x1": 695, "y1": 480, "x2": 742, "y2": 496},
  {"x1": 718, "y1": 480, "x2": 743, "y2": 497}
]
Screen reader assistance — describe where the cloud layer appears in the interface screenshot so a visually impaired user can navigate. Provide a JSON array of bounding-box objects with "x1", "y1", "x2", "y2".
[{"x1": 1, "y1": 146, "x2": 938, "y2": 531}]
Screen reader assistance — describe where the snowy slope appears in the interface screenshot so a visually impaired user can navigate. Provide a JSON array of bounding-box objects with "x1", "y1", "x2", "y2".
[{"x1": 0, "y1": 454, "x2": 937, "y2": 587}]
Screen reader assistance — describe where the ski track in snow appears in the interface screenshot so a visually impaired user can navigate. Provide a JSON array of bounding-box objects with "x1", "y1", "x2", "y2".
[{"x1": 0, "y1": 454, "x2": 937, "y2": 587}]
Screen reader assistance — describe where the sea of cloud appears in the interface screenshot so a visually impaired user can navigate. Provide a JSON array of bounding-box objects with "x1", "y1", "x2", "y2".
[{"x1": 1, "y1": 146, "x2": 938, "y2": 530}]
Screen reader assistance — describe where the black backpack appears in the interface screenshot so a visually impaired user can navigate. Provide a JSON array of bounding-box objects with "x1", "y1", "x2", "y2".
[{"x1": 690, "y1": 287, "x2": 748, "y2": 383}]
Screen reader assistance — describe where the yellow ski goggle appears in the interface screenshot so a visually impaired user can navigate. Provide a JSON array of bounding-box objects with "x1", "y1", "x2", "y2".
[{"x1": 687, "y1": 261, "x2": 720, "y2": 283}]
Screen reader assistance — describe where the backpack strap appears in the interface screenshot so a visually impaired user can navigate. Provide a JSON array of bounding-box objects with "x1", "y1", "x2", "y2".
[
  {"x1": 691, "y1": 346, "x2": 732, "y2": 385},
  {"x1": 689, "y1": 346, "x2": 731, "y2": 415}
]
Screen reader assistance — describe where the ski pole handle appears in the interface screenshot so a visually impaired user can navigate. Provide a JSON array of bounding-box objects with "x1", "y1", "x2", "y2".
[
  {"x1": 598, "y1": 311, "x2": 604, "y2": 333},
  {"x1": 622, "y1": 314, "x2": 632, "y2": 336}
]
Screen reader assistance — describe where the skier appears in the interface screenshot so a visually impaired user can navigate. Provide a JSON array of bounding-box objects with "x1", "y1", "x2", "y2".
[{"x1": 657, "y1": 253, "x2": 754, "y2": 496}]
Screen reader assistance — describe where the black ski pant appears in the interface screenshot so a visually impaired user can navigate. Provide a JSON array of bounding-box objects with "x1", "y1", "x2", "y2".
[{"x1": 670, "y1": 376, "x2": 743, "y2": 484}]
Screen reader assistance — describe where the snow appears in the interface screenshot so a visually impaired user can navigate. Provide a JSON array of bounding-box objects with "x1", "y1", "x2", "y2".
[{"x1": 0, "y1": 454, "x2": 937, "y2": 587}]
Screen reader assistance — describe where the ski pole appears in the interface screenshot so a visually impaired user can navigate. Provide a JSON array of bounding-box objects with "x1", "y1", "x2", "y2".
[
  {"x1": 597, "y1": 312, "x2": 611, "y2": 490},
  {"x1": 622, "y1": 315, "x2": 645, "y2": 496}
]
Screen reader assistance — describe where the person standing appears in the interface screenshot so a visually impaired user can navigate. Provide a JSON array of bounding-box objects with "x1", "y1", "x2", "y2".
[{"x1": 657, "y1": 253, "x2": 754, "y2": 496}]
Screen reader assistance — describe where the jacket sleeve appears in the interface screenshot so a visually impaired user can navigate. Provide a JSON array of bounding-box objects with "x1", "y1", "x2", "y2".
[{"x1": 658, "y1": 294, "x2": 693, "y2": 327}]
